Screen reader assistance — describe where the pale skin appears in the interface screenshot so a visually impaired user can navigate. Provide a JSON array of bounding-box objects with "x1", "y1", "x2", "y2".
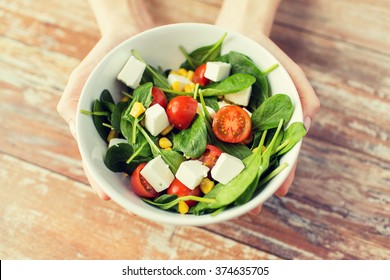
[{"x1": 57, "y1": 0, "x2": 320, "y2": 215}]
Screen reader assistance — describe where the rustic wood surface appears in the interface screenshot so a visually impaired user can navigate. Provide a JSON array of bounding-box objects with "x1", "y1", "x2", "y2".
[{"x1": 1, "y1": 0, "x2": 389, "y2": 260}]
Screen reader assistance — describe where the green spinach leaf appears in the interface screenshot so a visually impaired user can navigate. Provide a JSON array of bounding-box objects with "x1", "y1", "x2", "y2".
[
  {"x1": 104, "y1": 142, "x2": 152, "y2": 174},
  {"x1": 200, "y1": 73, "x2": 256, "y2": 97},
  {"x1": 99, "y1": 89, "x2": 116, "y2": 113},
  {"x1": 137, "y1": 123, "x2": 185, "y2": 174},
  {"x1": 275, "y1": 122, "x2": 306, "y2": 156},
  {"x1": 131, "y1": 82, "x2": 153, "y2": 108},
  {"x1": 111, "y1": 100, "x2": 130, "y2": 132},
  {"x1": 132, "y1": 50, "x2": 170, "y2": 89},
  {"x1": 179, "y1": 33, "x2": 226, "y2": 70},
  {"x1": 204, "y1": 97, "x2": 219, "y2": 112},
  {"x1": 144, "y1": 195, "x2": 216, "y2": 210},
  {"x1": 251, "y1": 94, "x2": 294, "y2": 131},
  {"x1": 194, "y1": 120, "x2": 284, "y2": 214},
  {"x1": 214, "y1": 141, "x2": 252, "y2": 160},
  {"x1": 198, "y1": 91, "x2": 252, "y2": 160},
  {"x1": 92, "y1": 99, "x2": 110, "y2": 142},
  {"x1": 173, "y1": 115, "x2": 207, "y2": 158},
  {"x1": 216, "y1": 51, "x2": 270, "y2": 109}
]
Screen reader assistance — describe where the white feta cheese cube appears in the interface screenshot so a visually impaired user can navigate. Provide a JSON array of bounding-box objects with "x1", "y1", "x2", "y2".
[
  {"x1": 108, "y1": 138, "x2": 128, "y2": 148},
  {"x1": 140, "y1": 155, "x2": 175, "y2": 193},
  {"x1": 204, "y1": 61, "x2": 231, "y2": 82},
  {"x1": 144, "y1": 104, "x2": 170, "y2": 136},
  {"x1": 197, "y1": 103, "x2": 216, "y2": 118},
  {"x1": 176, "y1": 160, "x2": 210, "y2": 190},
  {"x1": 211, "y1": 153, "x2": 245, "y2": 184},
  {"x1": 167, "y1": 73, "x2": 192, "y2": 91},
  {"x1": 217, "y1": 100, "x2": 230, "y2": 109},
  {"x1": 117, "y1": 56, "x2": 146, "y2": 89},
  {"x1": 224, "y1": 86, "x2": 252, "y2": 107}
]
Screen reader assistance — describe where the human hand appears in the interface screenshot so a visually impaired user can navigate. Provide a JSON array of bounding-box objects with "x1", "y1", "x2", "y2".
[
  {"x1": 57, "y1": 0, "x2": 156, "y2": 200},
  {"x1": 249, "y1": 35, "x2": 320, "y2": 214},
  {"x1": 56, "y1": 34, "x2": 137, "y2": 200},
  {"x1": 216, "y1": 0, "x2": 320, "y2": 215}
]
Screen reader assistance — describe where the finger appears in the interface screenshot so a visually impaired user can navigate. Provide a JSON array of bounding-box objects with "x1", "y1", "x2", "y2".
[
  {"x1": 126, "y1": 210, "x2": 137, "y2": 217},
  {"x1": 289, "y1": 65, "x2": 320, "y2": 132},
  {"x1": 82, "y1": 160, "x2": 111, "y2": 201},
  {"x1": 249, "y1": 204, "x2": 263, "y2": 215},
  {"x1": 57, "y1": 68, "x2": 90, "y2": 139},
  {"x1": 57, "y1": 38, "x2": 118, "y2": 139},
  {"x1": 258, "y1": 36, "x2": 320, "y2": 131},
  {"x1": 274, "y1": 162, "x2": 297, "y2": 197}
]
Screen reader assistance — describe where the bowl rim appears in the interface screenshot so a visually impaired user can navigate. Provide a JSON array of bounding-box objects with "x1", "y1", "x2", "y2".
[{"x1": 76, "y1": 22, "x2": 303, "y2": 226}]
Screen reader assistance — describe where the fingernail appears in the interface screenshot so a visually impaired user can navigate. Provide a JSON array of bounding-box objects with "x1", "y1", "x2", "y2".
[
  {"x1": 69, "y1": 120, "x2": 77, "y2": 139},
  {"x1": 304, "y1": 116, "x2": 311, "y2": 132},
  {"x1": 250, "y1": 205, "x2": 262, "y2": 215}
]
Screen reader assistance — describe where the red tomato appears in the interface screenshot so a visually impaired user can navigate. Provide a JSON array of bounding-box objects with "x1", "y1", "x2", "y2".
[
  {"x1": 150, "y1": 87, "x2": 167, "y2": 108},
  {"x1": 130, "y1": 163, "x2": 159, "y2": 198},
  {"x1": 166, "y1": 96, "x2": 198, "y2": 130},
  {"x1": 193, "y1": 63, "x2": 209, "y2": 86},
  {"x1": 212, "y1": 105, "x2": 252, "y2": 143},
  {"x1": 167, "y1": 179, "x2": 201, "y2": 207},
  {"x1": 197, "y1": 144, "x2": 222, "y2": 169}
]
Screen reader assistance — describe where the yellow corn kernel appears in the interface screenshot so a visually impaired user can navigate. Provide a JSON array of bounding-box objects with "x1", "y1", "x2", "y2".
[
  {"x1": 169, "y1": 70, "x2": 178, "y2": 75},
  {"x1": 129, "y1": 102, "x2": 146, "y2": 118},
  {"x1": 253, "y1": 146, "x2": 266, "y2": 154},
  {"x1": 186, "y1": 70, "x2": 194, "y2": 82},
  {"x1": 106, "y1": 129, "x2": 119, "y2": 142},
  {"x1": 200, "y1": 178, "x2": 215, "y2": 194},
  {"x1": 158, "y1": 137, "x2": 172, "y2": 149},
  {"x1": 184, "y1": 83, "x2": 195, "y2": 93},
  {"x1": 177, "y1": 68, "x2": 188, "y2": 76},
  {"x1": 178, "y1": 201, "x2": 189, "y2": 214},
  {"x1": 120, "y1": 96, "x2": 129, "y2": 102},
  {"x1": 160, "y1": 124, "x2": 174, "y2": 136},
  {"x1": 171, "y1": 81, "x2": 182, "y2": 91}
]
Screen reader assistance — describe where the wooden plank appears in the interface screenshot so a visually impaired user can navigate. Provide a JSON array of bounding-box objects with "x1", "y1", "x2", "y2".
[
  {"x1": 205, "y1": 138, "x2": 390, "y2": 259},
  {"x1": 0, "y1": 5, "x2": 98, "y2": 60},
  {"x1": 1, "y1": 0, "x2": 390, "y2": 261},
  {"x1": 276, "y1": 0, "x2": 390, "y2": 53},
  {"x1": 0, "y1": 0, "x2": 98, "y2": 35},
  {"x1": 1, "y1": 4, "x2": 389, "y2": 186},
  {"x1": 270, "y1": 24, "x2": 390, "y2": 164},
  {"x1": 147, "y1": 0, "x2": 222, "y2": 25},
  {"x1": 0, "y1": 154, "x2": 278, "y2": 260}
]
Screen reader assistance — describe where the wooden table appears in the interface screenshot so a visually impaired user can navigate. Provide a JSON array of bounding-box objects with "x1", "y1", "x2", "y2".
[{"x1": 1, "y1": 0, "x2": 389, "y2": 260}]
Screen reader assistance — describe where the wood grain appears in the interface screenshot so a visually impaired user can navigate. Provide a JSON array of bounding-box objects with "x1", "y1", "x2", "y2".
[
  {"x1": 1, "y1": 0, "x2": 389, "y2": 260},
  {"x1": 0, "y1": 154, "x2": 278, "y2": 260}
]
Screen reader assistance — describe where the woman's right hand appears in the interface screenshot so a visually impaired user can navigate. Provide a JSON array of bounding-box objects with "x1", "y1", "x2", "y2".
[{"x1": 57, "y1": 0, "x2": 155, "y2": 199}]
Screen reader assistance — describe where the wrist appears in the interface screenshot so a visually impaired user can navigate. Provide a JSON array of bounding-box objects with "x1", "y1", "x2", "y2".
[
  {"x1": 89, "y1": 0, "x2": 155, "y2": 38},
  {"x1": 216, "y1": 0, "x2": 281, "y2": 37}
]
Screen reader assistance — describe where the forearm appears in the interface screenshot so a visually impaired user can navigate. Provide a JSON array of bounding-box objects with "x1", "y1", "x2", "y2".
[
  {"x1": 216, "y1": 0, "x2": 282, "y2": 37},
  {"x1": 88, "y1": 0, "x2": 154, "y2": 37}
]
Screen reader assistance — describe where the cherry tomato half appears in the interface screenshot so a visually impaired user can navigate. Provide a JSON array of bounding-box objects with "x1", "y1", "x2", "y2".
[
  {"x1": 197, "y1": 144, "x2": 222, "y2": 169},
  {"x1": 167, "y1": 178, "x2": 201, "y2": 207},
  {"x1": 130, "y1": 163, "x2": 159, "y2": 198},
  {"x1": 150, "y1": 87, "x2": 167, "y2": 108},
  {"x1": 193, "y1": 63, "x2": 209, "y2": 86},
  {"x1": 166, "y1": 96, "x2": 198, "y2": 130},
  {"x1": 212, "y1": 105, "x2": 252, "y2": 143}
]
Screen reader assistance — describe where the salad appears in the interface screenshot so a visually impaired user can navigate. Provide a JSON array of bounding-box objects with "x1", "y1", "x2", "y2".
[{"x1": 82, "y1": 33, "x2": 306, "y2": 216}]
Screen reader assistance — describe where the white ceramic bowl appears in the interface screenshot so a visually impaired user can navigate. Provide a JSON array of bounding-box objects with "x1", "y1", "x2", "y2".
[{"x1": 76, "y1": 23, "x2": 303, "y2": 226}]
